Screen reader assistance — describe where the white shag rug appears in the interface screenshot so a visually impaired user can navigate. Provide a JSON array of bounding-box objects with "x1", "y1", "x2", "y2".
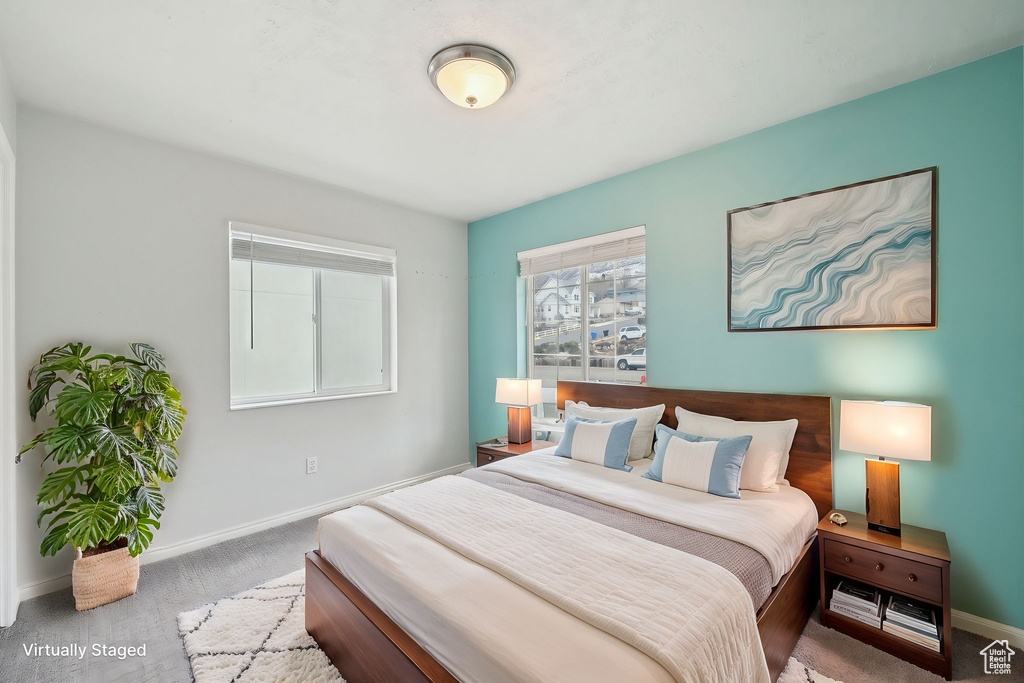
[
  {"x1": 779, "y1": 658, "x2": 842, "y2": 683},
  {"x1": 178, "y1": 570, "x2": 342, "y2": 683},
  {"x1": 179, "y1": 571, "x2": 839, "y2": 683}
]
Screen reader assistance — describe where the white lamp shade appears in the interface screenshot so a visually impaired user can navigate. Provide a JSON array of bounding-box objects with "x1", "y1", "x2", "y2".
[
  {"x1": 840, "y1": 400, "x2": 932, "y2": 461},
  {"x1": 495, "y1": 378, "x2": 542, "y2": 407}
]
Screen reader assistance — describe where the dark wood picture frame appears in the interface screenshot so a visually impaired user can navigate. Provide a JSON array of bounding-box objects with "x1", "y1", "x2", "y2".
[
  {"x1": 307, "y1": 381, "x2": 834, "y2": 683},
  {"x1": 727, "y1": 167, "x2": 938, "y2": 332}
]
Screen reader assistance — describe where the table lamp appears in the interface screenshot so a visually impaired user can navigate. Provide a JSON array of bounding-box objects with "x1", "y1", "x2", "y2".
[
  {"x1": 840, "y1": 400, "x2": 932, "y2": 537},
  {"x1": 495, "y1": 378, "x2": 542, "y2": 444}
]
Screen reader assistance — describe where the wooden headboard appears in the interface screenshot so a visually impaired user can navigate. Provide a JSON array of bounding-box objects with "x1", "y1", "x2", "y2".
[{"x1": 557, "y1": 381, "x2": 833, "y2": 520}]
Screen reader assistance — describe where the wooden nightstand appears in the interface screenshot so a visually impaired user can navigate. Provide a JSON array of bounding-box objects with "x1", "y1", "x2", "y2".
[
  {"x1": 475, "y1": 437, "x2": 557, "y2": 468},
  {"x1": 818, "y1": 510, "x2": 952, "y2": 680}
]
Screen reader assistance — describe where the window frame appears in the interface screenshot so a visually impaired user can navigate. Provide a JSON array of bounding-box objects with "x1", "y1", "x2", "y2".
[{"x1": 228, "y1": 221, "x2": 398, "y2": 410}]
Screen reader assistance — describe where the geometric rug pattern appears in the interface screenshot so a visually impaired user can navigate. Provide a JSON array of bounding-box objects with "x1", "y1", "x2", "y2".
[
  {"x1": 180, "y1": 571, "x2": 839, "y2": 683},
  {"x1": 177, "y1": 570, "x2": 343, "y2": 683}
]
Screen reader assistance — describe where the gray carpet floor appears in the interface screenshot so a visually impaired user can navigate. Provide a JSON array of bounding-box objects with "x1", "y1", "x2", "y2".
[
  {"x1": 794, "y1": 607, "x2": 1021, "y2": 682},
  {"x1": 0, "y1": 516, "x2": 319, "y2": 683},
  {"x1": 0, "y1": 514, "x2": 1019, "y2": 682}
]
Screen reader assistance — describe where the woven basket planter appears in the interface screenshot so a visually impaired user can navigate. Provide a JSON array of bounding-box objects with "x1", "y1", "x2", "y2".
[{"x1": 72, "y1": 539, "x2": 139, "y2": 611}]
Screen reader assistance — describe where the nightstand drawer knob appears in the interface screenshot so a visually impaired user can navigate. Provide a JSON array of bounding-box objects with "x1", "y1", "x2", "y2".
[
  {"x1": 487, "y1": 455, "x2": 495, "y2": 462},
  {"x1": 844, "y1": 556, "x2": 852, "y2": 563},
  {"x1": 908, "y1": 574, "x2": 917, "y2": 582},
  {"x1": 875, "y1": 563, "x2": 884, "y2": 571}
]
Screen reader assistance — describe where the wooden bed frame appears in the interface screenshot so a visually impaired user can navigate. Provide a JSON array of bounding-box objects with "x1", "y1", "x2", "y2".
[{"x1": 306, "y1": 381, "x2": 833, "y2": 683}]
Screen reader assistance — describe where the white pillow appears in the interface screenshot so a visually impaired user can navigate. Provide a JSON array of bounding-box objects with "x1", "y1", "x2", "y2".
[
  {"x1": 565, "y1": 400, "x2": 664, "y2": 461},
  {"x1": 674, "y1": 406, "x2": 798, "y2": 492}
]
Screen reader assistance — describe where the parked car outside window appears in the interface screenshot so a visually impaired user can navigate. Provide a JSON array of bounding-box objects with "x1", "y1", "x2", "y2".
[
  {"x1": 619, "y1": 325, "x2": 646, "y2": 341},
  {"x1": 617, "y1": 348, "x2": 646, "y2": 370}
]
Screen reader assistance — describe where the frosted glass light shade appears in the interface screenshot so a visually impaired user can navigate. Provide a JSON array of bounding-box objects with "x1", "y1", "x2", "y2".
[
  {"x1": 495, "y1": 378, "x2": 542, "y2": 407},
  {"x1": 428, "y1": 45, "x2": 515, "y2": 109},
  {"x1": 436, "y1": 60, "x2": 508, "y2": 108},
  {"x1": 840, "y1": 400, "x2": 932, "y2": 461}
]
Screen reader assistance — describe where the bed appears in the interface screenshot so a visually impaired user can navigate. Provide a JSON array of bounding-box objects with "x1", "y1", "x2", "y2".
[{"x1": 306, "y1": 381, "x2": 833, "y2": 682}]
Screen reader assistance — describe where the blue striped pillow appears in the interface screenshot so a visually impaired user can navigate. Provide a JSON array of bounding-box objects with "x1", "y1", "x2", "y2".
[
  {"x1": 642, "y1": 424, "x2": 751, "y2": 498},
  {"x1": 553, "y1": 414, "x2": 637, "y2": 472}
]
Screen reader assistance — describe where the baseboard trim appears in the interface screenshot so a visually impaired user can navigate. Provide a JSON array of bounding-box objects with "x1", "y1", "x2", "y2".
[
  {"x1": 953, "y1": 609, "x2": 1024, "y2": 648},
  {"x1": 18, "y1": 462, "x2": 471, "y2": 602},
  {"x1": 17, "y1": 574, "x2": 71, "y2": 601}
]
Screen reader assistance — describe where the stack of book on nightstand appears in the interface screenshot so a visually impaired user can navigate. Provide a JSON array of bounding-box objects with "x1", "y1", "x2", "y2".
[
  {"x1": 829, "y1": 579, "x2": 882, "y2": 628},
  {"x1": 882, "y1": 596, "x2": 941, "y2": 651}
]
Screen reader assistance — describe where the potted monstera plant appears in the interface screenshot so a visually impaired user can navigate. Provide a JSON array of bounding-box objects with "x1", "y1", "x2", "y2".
[{"x1": 18, "y1": 342, "x2": 185, "y2": 610}]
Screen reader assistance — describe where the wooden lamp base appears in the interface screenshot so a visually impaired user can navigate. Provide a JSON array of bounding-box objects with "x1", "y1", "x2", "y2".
[
  {"x1": 507, "y1": 406, "x2": 533, "y2": 444},
  {"x1": 865, "y1": 459, "x2": 901, "y2": 536}
]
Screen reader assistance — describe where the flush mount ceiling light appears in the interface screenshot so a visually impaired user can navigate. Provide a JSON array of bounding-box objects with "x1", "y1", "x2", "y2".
[{"x1": 427, "y1": 44, "x2": 516, "y2": 109}]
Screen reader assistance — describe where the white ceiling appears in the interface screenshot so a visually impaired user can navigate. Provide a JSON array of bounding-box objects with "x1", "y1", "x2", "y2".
[{"x1": 0, "y1": 1, "x2": 1021, "y2": 221}]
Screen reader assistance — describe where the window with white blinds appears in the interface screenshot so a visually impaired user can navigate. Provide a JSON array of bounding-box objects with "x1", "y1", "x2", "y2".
[
  {"x1": 519, "y1": 226, "x2": 648, "y2": 404},
  {"x1": 228, "y1": 222, "x2": 397, "y2": 408}
]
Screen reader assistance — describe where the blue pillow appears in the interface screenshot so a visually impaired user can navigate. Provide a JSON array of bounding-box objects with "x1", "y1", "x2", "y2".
[
  {"x1": 553, "y1": 414, "x2": 637, "y2": 472},
  {"x1": 642, "y1": 424, "x2": 751, "y2": 498}
]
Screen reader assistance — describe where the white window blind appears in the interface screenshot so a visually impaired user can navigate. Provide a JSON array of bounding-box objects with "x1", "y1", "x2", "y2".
[
  {"x1": 230, "y1": 233, "x2": 395, "y2": 277},
  {"x1": 517, "y1": 226, "x2": 645, "y2": 276}
]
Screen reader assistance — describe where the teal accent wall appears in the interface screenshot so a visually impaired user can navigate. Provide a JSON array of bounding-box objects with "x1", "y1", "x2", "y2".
[{"x1": 468, "y1": 48, "x2": 1024, "y2": 628}]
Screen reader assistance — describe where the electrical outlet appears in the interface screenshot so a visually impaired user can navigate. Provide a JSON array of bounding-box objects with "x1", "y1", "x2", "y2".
[{"x1": 306, "y1": 457, "x2": 318, "y2": 474}]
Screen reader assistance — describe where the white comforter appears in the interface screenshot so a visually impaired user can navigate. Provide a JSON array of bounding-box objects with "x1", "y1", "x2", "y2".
[
  {"x1": 486, "y1": 452, "x2": 818, "y2": 583},
  {"x1": 363, "y1": 475, "x2": 770, "y2": 683},
  {"x1": 320, "y1": 505, "x2": 677, "y2": 682},
  {"x1": 317, "y1": 454, "x2": 819, "y2": 682}
]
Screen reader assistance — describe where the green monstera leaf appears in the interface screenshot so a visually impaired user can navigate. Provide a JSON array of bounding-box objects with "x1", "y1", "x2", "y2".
[
  {"x1": 130, "y1": 342, "x2": 165, "y2": 371},
  {"x1": 135, "y1": 484, "x2": 165, "y2": 517},
  {"x1": 37, "y1": 466, "x2": 93, "y2": 504},
  {"x1": 64, "y1": 498, "x2": 120, "y2": 551},
  {"x1": 40, "y1": 523, "x2": 71, "y2": 557},
  {"x1": 94, "y1": 458, "x2": 142, "y2": 497},
  {"x1": 41, "y1": 424, "x2": 96, "y2": 463},
  {"x1": 90, "y1": 425, "x2": 140, "y2": 460},
  {"x1": 54, "y1": 386, "x2": 116, "y2": 427}
]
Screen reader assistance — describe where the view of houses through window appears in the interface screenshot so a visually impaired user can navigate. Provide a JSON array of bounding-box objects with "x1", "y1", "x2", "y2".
[{"x1": 530, "y1": 255, "x2": 647, "y2": 393}]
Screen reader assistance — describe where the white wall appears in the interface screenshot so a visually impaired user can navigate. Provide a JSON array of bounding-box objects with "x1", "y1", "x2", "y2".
[
  {"x1": 0, "y1": 54, "x2": 15, "y2": 150},
  {"x1": 0, "y1": 52, "x2": 16, "y2": 626},
  {"x1": 14, "y1": 107, "x2": 468, "y2": 593}
]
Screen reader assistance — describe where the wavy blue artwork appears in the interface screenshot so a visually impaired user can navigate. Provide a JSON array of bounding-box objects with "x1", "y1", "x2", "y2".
[{"x1": 728, "y1": 168, "x2": 935, "y2": 331}]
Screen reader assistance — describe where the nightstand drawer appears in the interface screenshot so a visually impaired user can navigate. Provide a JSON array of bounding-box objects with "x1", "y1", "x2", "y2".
[
  {"x1": 476, "y1": 451, "x2": 514, "y2": 467},
  {"x1": 824, "y1": 539, "x2": 942, "y2": 603}
]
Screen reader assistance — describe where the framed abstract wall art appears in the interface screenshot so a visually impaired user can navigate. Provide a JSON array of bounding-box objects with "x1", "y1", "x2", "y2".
[{"x1": 727, "y1": 167, "x2": 936, "y2": 332}]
